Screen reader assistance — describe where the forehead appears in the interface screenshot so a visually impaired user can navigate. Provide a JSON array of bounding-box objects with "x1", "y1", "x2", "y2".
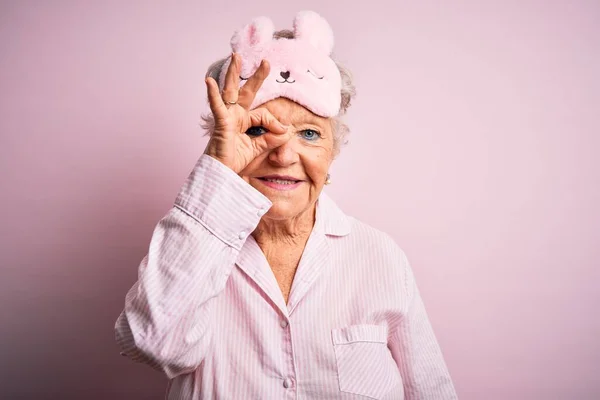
[{"x1": 262, "y1": 97, "x2": 330, "y2": 127}]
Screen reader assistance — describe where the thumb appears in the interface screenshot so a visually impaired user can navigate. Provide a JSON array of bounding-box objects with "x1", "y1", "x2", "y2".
[{"x1": 252, "y1": 130, "x2": 293, "y2": 155}]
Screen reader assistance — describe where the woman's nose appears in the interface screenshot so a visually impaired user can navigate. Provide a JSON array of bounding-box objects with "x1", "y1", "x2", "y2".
[{"x1": 268, "y1": 139, "x2": 299, "y2": 166}]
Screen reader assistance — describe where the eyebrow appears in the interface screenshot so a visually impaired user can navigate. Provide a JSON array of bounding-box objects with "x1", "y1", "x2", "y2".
[{"x1": 292, "y1": 115, "x2": 328, "y2": 128}]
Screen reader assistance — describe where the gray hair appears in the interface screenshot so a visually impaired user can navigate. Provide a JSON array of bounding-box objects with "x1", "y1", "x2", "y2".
[{"x1": 200, "y1": 29, "x2": 356, "y2": 156}]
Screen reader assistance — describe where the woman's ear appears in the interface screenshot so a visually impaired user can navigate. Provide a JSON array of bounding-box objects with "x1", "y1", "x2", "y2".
[
  {"x1": 231, "y1": 16, "x2": 275, "y2": 53},
  {"x1": 293, "y1": 10, "x2": 335, "y2": 55}
]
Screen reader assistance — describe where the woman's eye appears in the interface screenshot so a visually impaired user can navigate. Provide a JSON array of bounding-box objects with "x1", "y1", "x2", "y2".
[
  {"x1": 300, "y1": 129, "x2": 321, "y2": 141},
  {"x1": 245, "y1": 126, "x2": 267, "y2": 137}
]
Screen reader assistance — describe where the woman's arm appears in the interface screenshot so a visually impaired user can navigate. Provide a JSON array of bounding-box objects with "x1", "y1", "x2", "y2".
[
  {"x1": 389, "y1": 250, "x2": 459, "y2": 399},
  {"x1": 114, "y1": 154, "x2": 271, "y2": 379}
]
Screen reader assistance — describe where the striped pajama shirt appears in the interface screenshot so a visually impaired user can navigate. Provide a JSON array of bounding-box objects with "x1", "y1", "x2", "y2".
[{"x1": 115, "y1": 154, "x2": 458, "y2": 399}]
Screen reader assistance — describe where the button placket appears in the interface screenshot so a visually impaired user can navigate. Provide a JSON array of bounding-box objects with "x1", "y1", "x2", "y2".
[{"x1": 280, "y1": 317, "x2": 296, "y2": 395}]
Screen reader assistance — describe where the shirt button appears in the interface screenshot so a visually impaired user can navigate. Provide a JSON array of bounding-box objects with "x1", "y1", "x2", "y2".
[
  {"x1": 280, "y1": 320, "x2": 288, "y2": 328},
  {"x1": 238, "y1": 231, "x2": 246, "y2": 240},
  {"x1": 283, "y1": 377, "x2": 293, "y2": 388},
  {"x1": 257, "y1": 207, "x2": 267, "y2": 217}
]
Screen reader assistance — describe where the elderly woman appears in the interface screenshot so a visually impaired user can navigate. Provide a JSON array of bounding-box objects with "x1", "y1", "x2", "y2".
[{"x1": 115, "y1": 11, "x2": 457, "y2": 400}]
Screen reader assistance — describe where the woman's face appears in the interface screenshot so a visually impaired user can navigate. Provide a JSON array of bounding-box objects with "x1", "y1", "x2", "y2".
[{"x1": 239, "y1": 97, "x2": 334, "y2": 220}]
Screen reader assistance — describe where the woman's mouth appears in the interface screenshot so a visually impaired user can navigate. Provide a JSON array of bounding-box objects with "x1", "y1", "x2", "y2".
[{"x1": 257, "y1": 176, "x2": 303, "y2": 191}]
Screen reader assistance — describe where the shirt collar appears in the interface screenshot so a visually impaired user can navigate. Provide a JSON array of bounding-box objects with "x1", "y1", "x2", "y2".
[{"x1": 315, "y1": 191, "x2": 352, "y2": 236}]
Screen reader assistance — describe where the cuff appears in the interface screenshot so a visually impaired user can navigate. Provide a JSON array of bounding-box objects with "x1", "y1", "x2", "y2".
[{"x1": 174, "y1": 154, "x2": 272, "y2": 249}]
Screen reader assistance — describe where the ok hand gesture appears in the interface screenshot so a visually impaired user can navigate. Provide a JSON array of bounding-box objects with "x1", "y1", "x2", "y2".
[{"x1": 204, "y1": 53, "x2": 291, "y2": 174}]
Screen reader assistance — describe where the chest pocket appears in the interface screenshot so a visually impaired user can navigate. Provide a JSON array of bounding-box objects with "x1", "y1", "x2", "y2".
[{"x1": 331, "y1": 324, "x2": 401, "y2": 399}]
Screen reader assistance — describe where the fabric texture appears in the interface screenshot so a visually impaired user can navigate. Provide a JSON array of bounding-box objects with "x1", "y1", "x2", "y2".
[
  {"x1": 115, "y1": 154, "x2": 458, "y2": 399},
  {"x1": 218, "y1": 10, "x2": 342, "y2": 117}
]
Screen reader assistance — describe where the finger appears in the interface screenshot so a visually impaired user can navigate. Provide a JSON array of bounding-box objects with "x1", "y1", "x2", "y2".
[
  {"x1": 205, "y1": 77, "x2": 228, "y2": 119},
  {"x1": 249, "y1": 108, "x2": 288, "y2": 135},
  {"x1": 252, "y1": 131, "x2": 293, "y2": 154},
  {"x1": 222, "y1": 53, "x2": 240, "y2": 104},
  {"x1": 237, "y1": 59, "x2": 270, "y2": 109}
]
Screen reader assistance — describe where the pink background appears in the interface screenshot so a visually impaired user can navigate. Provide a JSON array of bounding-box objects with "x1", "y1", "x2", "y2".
[{"x1": 1, "y1": 1, "x2": 598, "y2": 399}]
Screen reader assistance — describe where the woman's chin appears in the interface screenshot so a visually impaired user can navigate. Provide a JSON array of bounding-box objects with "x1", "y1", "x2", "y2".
[{"x1": 263, "y1": 200, "x2": 305, "y2": 220}]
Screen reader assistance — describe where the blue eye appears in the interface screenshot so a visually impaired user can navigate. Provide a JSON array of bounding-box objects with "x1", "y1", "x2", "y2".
[
  {"x1": 300, "y1": 129, "x2": 320, "y2": 141},
  {"x1": 245, "y1": 126, "x2": 267, "y2": 137}
]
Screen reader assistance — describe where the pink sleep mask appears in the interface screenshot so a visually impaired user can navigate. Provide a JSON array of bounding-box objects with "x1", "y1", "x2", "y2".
[{"x1": 218, "y1": 11, "x2": 342, "y2": 118}]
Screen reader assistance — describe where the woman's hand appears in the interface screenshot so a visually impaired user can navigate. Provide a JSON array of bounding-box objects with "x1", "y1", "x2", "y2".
[{"x1": 204, "y1": 53, "x2": 291, "y2": 174}]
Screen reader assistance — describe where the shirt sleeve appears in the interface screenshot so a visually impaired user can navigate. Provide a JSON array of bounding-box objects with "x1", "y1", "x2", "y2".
[
  {"x1": 114, "y1": 154, "x2": 271, "y2": 379},
  {"x1": 389, "y1": 250, "x2": 459, "y2": 399}
]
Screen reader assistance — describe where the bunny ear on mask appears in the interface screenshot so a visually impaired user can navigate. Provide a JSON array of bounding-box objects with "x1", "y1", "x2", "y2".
[
  {"x1": 230, "y1": 16, "x2": 275, "y2": 52},
  {"x1": 293, "y1": 10, "x2": 335, "y2": 55}
]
